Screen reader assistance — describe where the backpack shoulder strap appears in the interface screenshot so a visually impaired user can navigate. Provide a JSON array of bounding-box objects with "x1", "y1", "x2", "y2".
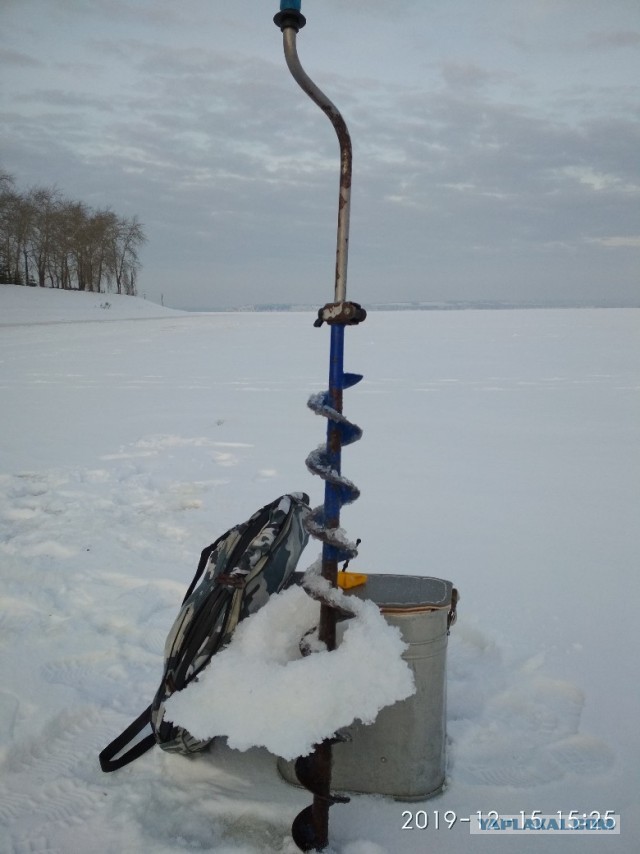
[
  {"x1": 98, "y1": 705, "x2": 156, "y2": 772},
  {"x1": 181, "y1": 531, "x2": 228, "y2": 604}
]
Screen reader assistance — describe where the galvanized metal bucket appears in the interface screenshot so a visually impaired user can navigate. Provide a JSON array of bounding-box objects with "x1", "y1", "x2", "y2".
[{"x1": 278, "y1": 574, "x2": 457, "y2": 800}]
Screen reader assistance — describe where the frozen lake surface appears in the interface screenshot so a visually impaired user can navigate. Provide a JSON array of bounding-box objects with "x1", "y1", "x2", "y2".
[{"x1": 1, "y1": 286, "x2": 638, "y2": 852}]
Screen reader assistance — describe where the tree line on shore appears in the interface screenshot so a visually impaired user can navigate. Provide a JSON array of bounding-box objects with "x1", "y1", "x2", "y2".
[{"x1": 0, "y1": 169, "x2": 146, "y2": 296}]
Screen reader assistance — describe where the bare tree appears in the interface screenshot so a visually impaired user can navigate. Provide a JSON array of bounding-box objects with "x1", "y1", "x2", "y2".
[
  {"x1": 110, "y1": 215, "x2": 146, "y2": 296},
  {"x1": 0, "y1": 167, "x2": 146, "y2": 295},
  {"x1": 0, "y1": 175, "x2": 34, "y2": 285},
  {"x1": 0, "y1": 175, "x2": 17, "y2": 283},
  {"x1": 26, "y1": 185, "x2": 62, "y2": 287}
]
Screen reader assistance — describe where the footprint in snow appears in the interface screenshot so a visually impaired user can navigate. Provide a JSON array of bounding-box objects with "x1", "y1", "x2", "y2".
[
  {"x1": 447, "y1": 626, "x2": 614, "y2": 787},
  {"x1": 0, "y1": 706, "x2": 115, "y2": 851}
]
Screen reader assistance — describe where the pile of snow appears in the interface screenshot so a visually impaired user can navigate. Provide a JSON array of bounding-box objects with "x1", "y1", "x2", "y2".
[
  {"x1": 0, "y1": 283, "x2": 186, "y2": 325},
  {"x1": 164, "y1": 573, "x2": 415, "y2": 759}
]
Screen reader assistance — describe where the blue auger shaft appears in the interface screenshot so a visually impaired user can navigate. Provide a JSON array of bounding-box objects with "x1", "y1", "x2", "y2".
[
  {"x1": 318, "y1": 324, "x2": 345, "y2": 647},
  {"x1": 324, "y1": 324, "x2": 345, "y2": 542}
]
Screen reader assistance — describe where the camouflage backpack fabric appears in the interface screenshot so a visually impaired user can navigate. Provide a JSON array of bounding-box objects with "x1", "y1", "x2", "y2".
[{"x1": 99, "y1": 493, "x2": 310, "y2": 772}]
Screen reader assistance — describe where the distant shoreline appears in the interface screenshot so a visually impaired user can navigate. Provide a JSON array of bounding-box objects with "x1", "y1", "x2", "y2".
[
  {"x1": 3, "y1": 284, "x2": 638, "y2": 315},
  {"x1": 180, "y1": 300, "x2": 640, "y2": 313}
]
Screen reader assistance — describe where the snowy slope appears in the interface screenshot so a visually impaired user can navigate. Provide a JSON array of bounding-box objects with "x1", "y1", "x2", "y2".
[
  {"x1": 0, "y1": 284, "x2": 186, "y2": 325},
  {"x1": 0, "y1": 291, "x2": 638, "y2": 853}
]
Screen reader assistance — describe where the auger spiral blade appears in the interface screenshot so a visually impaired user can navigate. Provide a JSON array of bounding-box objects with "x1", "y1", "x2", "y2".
[{"x1": 292, "y1": 742, "x2": 351, "y2": 852}]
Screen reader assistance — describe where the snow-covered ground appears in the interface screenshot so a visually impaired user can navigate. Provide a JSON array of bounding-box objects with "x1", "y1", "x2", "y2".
[
  {"x1": 0, "y1": 285, "x2": 186, "y2": 327},
  {"x1": 1, "y1": 284, "x2": 638, "y2": 853}
]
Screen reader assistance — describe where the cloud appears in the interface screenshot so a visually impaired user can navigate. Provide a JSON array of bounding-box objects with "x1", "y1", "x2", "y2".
[
  {"x1": 560, "y1": 166, "x2": 638, "y2": 193},
  {"x1": 588, "y1": 30, "x2": 640, "y2": 49},
  {"x1": 440, "y1": 62, "x2": 516, "y2": 91},
  {"x1": 19, "y1": 90, "x2": 115, "y2": 111},
  {"x1": 0, "y1": 48, "x2": 45, "y2": 68},
  {"x1": 587, "y1": 236, "x2": 640, "y2": 248}
]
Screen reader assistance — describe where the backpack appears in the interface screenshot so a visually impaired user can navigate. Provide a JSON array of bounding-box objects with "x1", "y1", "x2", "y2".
[{"x1": 99, "y1": 492, "x2": 310, "y2": 772}]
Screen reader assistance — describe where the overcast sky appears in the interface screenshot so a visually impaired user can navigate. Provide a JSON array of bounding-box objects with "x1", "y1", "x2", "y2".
[{"x1": 2, "y1": 0, "x2": 639, "y2": 309}]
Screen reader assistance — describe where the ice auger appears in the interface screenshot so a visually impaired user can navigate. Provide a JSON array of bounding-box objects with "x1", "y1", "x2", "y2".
[{"x1": 273, "y1": 2, "x2": 366, "y2": 850}]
